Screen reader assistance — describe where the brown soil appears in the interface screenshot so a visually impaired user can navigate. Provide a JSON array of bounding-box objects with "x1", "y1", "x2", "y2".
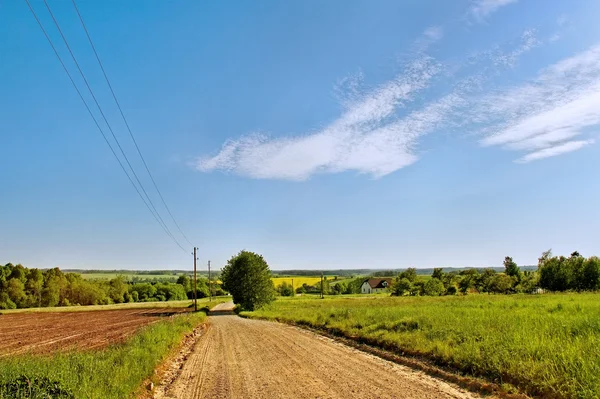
[
  {"x1": 0, "y1": 308, "x2": 189, "y2": 356},
  {"x1": 157, "y1": 302, "x2": 483, "y2": 399}
]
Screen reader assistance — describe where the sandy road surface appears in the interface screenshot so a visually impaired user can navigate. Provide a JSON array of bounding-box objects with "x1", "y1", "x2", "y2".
[
  {"x1": 0, "y1": 308, "x2": 189, "y2": 356},
  {"x1": 161, "y1": 301, "x2": 482, "y2": 399}
]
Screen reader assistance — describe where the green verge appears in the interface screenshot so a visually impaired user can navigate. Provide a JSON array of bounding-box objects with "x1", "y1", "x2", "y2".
[
  {"x1": 0, "y1": 311, "x2": 207, "y2": 399},
  {"x1": 242, "y1": 293, "x2": 600, "y2": 399}
]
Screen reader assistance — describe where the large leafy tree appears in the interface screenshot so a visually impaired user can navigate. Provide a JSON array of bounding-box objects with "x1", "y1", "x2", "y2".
[
  {"x1": 221, "y1": 250, "x2": 275, "y2": 311},
  {"x1": 503, "y1": 256, "x2": 521, "y2": 282},
  {"x1": 398, "y1": 267, "x2": 417, "y2": 283}
]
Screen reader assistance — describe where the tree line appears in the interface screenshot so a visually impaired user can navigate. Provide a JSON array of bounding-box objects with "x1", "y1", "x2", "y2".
[
  {"x1": 0, "y1": 263, "x2": 223, "y2": 310},
  {"x1": 273, "y1": 250, "x2": 600, "y2": 298},
  {"x1": 391, "y1": 251, "x2": 600, "y2": 297}
]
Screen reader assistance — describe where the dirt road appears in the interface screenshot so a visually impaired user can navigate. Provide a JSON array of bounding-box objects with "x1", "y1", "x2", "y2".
[{"x1": 160, "y1": 302, "x2": 481, "y2": 399}]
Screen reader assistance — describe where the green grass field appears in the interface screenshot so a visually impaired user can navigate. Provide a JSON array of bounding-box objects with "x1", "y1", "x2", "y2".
[{"x1": 243, "y1": 293, "x2": 600, "y2": 399}]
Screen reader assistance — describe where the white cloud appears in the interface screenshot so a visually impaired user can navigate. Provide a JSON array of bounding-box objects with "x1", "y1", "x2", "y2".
[
  {"x1": 476, "y1": 45, "x2": 600, "y2": 160},
  {"x1": 470, "y1": 0, "x2": 519, "y2": 21},
  {"x1": 413, "y1": 26, "x2": 445, "y2": 53},
  {"x1": 194, "y1": 31, "x2": 599, "y2": 181},
  {"x1": 492, "y1": 29, "x2": 540, "y2": 67},
  {"x1": 515, "y1": 140, "x2": 595, "y2": 163},
  {"x1": 423, "y1": 26, "x2": 444, "y2": 42},
  {"x1": 549, "y1": 33, "x2": 561, "y2": 43},
  {"x1": 195, "y1": 58, "x2": 446, "y2": 180}
]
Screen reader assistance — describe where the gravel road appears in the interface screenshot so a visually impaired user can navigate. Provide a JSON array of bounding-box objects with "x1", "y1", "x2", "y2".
[{"x1": 160, "y1": 301, "x2": 482, "y2": 399}]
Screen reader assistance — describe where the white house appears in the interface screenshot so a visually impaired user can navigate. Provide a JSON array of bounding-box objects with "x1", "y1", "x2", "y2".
[{"x1": 361, "y1": 278, "x2": 393, "y2": 294}]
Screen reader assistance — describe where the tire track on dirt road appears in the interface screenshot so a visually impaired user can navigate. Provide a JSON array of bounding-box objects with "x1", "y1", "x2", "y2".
[{"x1": 159, "y1": 301, "x2": 484, "y2": 399}]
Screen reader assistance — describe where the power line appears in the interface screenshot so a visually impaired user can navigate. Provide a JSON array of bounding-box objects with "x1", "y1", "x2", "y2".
[
  {"x1": 71, "y1": 0, "x2": 193, "y2": 247},
  {"x1": 40, "y1": 0, "x2": 188, "y2": 253},
  {"x1": 24, "y1": 0, "x2": 187, "y2": 254},
  {"x1": 40, "y1": 0, "x2": 180, "y2": 248}
]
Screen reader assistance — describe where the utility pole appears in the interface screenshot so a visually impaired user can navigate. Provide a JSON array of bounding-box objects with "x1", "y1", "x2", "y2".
[
  {"x1": 208, "y1": 260, "x2": 212, "y2": 302},
  {"x1": 193, "y1": 247, "x2": 197, "y2": 312},
  {"x1": 320, "y1": 272, "x2": 324, "y2": 299}
]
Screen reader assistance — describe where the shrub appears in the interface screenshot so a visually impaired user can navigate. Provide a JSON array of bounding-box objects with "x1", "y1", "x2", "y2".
[{"x1": 423, "y1": 278, "x2": 444, "y2": 296}]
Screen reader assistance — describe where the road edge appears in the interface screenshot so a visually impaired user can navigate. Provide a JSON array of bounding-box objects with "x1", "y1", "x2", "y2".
[{"x1": 239, "y1": 314, "x2": 530, "y2": 399}]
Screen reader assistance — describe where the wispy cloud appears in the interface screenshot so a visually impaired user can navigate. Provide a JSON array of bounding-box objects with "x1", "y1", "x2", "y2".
[
  {"x1": 469, "y1": 0, "x2": 519, "y2": 22},
  {"x1": 476, "y1": 45, "x2": 600, "y2": 161},
  {"x1": 557, "y1": 14, "x2": 568, "y2": 27},
  {"x1": 515, "y1": 140, "x2": 595, "y2": 163},
  {"x1": 195, "y1": 58, "x2": 443, "y2": 180},
  {"x1": 195, "y1": 29, "x2": 597, "y2": 180},
  {"x1": 412, "y1": 26, "x2": 445, "y2": 54},
  {"x1": 492, "y1": 29, "x2": 540, "y2": 67}
]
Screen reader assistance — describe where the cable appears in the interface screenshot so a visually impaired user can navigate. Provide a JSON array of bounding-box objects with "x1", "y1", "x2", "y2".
[
  {"x1": 71, "y1": 0, "x2": 193, "y2": 247},
  {"x1": 24, "y1": 0, "x2": 187, "y2": 254},
  {"x1": 40, "y1": 0, "x2": 188, "y2": 252}
]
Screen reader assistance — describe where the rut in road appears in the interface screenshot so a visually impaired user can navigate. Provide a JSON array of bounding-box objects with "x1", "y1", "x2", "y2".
[{"x1": 160, "y1": 301, "x2": 483, "y2": 399}]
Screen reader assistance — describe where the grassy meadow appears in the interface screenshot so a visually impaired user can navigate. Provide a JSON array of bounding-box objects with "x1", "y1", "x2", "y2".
[{"x1": 243, "y1": 293, "x2": 600, "y2": 399}]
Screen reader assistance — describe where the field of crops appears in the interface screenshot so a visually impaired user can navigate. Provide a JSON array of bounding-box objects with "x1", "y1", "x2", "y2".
[
  {"x1": 244, "y1": 293, "x2": 600, "y2": 399},
  {"x1": 271, "y1": 276, "x2": 322, "y2": 287}
]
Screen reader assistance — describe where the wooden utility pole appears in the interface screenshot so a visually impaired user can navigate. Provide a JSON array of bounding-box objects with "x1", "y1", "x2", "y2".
[
  {"x1": 208, "y1": 260, "x2": 212, "y2": 302},
  {"x1": 320, "y1": 272, "x2": 324, "y2": 299},
  {"x1": 193, "y1": 247, "x2": 197, "y2": 312}
]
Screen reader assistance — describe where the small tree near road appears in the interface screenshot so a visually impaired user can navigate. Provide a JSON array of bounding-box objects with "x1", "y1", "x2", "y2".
[{"x1": 221, "y1": 250, "x2": 275, "y2": 311}]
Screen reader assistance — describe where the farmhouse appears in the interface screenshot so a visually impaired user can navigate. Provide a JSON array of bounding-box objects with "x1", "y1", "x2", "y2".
[{"x1": 361, "y1": 278, "x2": 393, "y2": 294}]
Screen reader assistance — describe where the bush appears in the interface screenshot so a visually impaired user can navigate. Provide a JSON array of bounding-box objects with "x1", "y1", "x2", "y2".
[
  {"x1": 423, "y1": 278, "x2": 444, "y2": 296},
  {"x1": 392, "y1": 278, "x2": 412, "y2": 296}
]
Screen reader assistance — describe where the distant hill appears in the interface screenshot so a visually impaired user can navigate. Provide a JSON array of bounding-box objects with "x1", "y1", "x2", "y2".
[{"x1": 271, "y1": 266, "x2": 537, "y2": 277}]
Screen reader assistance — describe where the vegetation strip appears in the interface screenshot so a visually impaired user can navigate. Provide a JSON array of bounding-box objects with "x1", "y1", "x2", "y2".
[
  {"x1": 0, "y1": 311, "x2": 208, "y2": 399},
  {"x1": 242, "y1": 294, "x2": 600, "y2": 399}
]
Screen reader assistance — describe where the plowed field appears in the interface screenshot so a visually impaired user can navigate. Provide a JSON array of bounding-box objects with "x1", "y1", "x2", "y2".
[{"x1": 0, "y1": 308, "x2": 190, "y2": 356}]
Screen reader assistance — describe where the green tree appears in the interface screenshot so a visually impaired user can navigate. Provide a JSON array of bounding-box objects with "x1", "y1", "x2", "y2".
[
  {"x1": 392, "y1": 277, "x2": 413, "y2": 296},
  {"x1": 25, "y1": 268, "x2": 44, "y2": 308},
  {"x1": 108, "y1": 276, "x2": 128, "y2": 304},
  {"x1": 156, "y1": 283, "x2": 187, "y2": 301},
  {"x1": 490, "y1": 274, "x2": 516, "y2": 294},
  {"x1": 423, "y1": 278, "x2": 444, "y2": 296},
  {"x1": 476, "y1": 269, "x2": 497, "y2": 293},
  {"x1": 177, "y1": 275, "x2": 191, "y2": 292},
  {"x1": 42, "y1": 268, "x2": 68, "y2": 307},
  {"x1": 503, "y1": 256, "x2": 521, "y2": 282},
  {"x1": 431, "y1": 268, "x2": 444, "y2": 280},
  {"x1": 6, "y1": 278, "x2": 27, "y2": 308},
  {"x1": 131, "y1": 283, "x2": 157, "y2": 301},
  {"x1": 458, "y1": 269, "x2": 479, "y2": 294},
  {"x1": 277, "y1": 281, "x2": 295, "y2": 296},
  {"x1": 582, "y1": 257, "x2": 600, "y2": 290},
  {"x1": 221, "y1": 250, "x2": 275, "y2": 311},
  {"x1": 398, "y1": 268, "x2": 417, "y2": 283}
]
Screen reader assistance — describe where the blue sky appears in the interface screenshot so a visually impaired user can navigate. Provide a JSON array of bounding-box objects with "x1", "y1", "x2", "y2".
[{"x1": 1, "y1": 0, "x2": 599, "y2": 271}]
